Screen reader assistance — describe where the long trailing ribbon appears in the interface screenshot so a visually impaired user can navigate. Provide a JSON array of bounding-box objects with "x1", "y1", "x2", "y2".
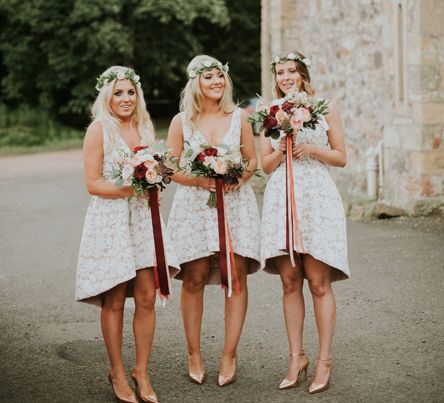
[
  {"x1": 284, "y1": 134, "x2": 304, "y2": 267},
  {"x1": 148, "y1": 186, "x2": 171, "y2": 300},
  {"x1": 215, "y1": 178, "x2": 239, "y2": 297}
]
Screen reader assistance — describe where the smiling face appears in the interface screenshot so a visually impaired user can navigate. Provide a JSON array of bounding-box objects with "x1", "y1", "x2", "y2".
[
  {"x1": 110, "y1": 79, "x2": 137, "y2": 120},
  {"x1": 275, "y1": 60, "x2": 303, "y2": 96},
  {"x1": 199, "y1": 68, "x2": 226, "y2": 102}
]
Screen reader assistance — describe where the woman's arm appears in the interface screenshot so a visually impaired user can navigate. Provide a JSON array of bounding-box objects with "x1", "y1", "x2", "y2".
[
  {"x1": 166, "y1": 114, "x2": 216, "y2": 192},
  {"x1": 293, "y1": 103, "x2": 347, "y2": 167},
  {"x1": 260, "y1": 133, "x2": 286, "y2": 175},
  {"x1": 83, "y1": 121, "x2": 133, "y2": 198}
]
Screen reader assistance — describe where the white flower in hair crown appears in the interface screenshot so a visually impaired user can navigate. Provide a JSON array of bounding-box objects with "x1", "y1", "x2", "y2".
[
  {"x1": 188, "y1": 60, "x2": 229, "y2": 79},
  {"x1": 95, "y1": 68, "x2": 141, "y2": 91},
  {"x1": 271, "y1": 53, "x2": 311, "y2": 70}
]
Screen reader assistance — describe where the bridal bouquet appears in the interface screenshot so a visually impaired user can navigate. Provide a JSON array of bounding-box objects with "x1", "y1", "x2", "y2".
[
  {"x1": 248, "y1": 91, "x2": 329, "y2": 139},
  {"x1": 184, "y1": 143, "x2": 248, "y2": 207},
  {"x1": 108, "y1": 141, "x2": 175, "y2": 195}
]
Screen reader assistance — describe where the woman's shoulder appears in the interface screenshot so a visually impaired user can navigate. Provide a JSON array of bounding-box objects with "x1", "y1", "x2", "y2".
[{"x1": 85, "y1": 120, "x2": 104, "y2": 138}]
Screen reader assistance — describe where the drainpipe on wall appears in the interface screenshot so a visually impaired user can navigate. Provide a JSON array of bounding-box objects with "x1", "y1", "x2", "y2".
[{"x1": 365, "y1": 141, "x2": 383, "y2": 200}]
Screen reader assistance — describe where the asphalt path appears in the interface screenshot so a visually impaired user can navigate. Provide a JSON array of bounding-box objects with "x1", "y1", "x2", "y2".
[{"x1": 0, "y1": 150, "x2": 443, "y2": 403}]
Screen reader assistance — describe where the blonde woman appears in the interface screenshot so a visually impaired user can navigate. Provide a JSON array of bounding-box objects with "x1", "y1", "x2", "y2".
[
  {"x1": 166, "y1": 55, "x2": 260, "y2": 387},
  {"x1": 76, "y1": 66, "x2": 179, "y2": 403},
  {"x1": 260, "y1": 52, "x2": 350, "y2": 394}
]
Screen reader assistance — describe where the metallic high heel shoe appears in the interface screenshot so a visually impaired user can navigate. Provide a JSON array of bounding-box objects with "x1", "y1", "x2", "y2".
[
  {"x1": 308, "y1": 356, "x2": 333, "y2": 394},
  {"x1": 279, "y1": 351, "x2": 309, "y2": 390},
  {"x1": 188, "y1": 355, "x2": 206, "y2": 385},
  {"x1": 131, "y1": 374, "x2": 159, "y2": 403},
  {"x1": 108, "y1": 372, "x2": 138, "y2": 403},
  {"x1": 217, "y1": 355, "x2": 237, "y2": 387}
]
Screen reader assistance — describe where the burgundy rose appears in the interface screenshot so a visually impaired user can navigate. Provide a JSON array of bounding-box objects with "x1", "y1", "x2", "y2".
[
  {"x1": 134, "y1": 163, "x2": 147, "y2": 179},
  {"x1": 195, "y1": 152, "x2": 206, "y2": 162},
  {"x1": 269, "y1": 105, "x2": 279, "y2": 116},
  {"x1": 134, "y1": 145, "x2": 148, "y2": 153},
  {"x1": 204, "y1": 147, "x2": 218, "y2": 157},
  {"x1": 281, "y1": 101, "x2": 294, "y2": 113},
  {"x1": 263, "y1": 115, "x2": 278, "y2": 130}
]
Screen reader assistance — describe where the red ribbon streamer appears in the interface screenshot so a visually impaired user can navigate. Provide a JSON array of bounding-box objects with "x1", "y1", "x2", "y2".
[
  {"x1": 148, "y1": 187, "x2": 170, "y2": 297},
  {"x1": 215, "y1": 178, "x2": 238, "y2": 295},
  {"x1": 215, "y1": 178, "x2": 229, "y2": 290}
]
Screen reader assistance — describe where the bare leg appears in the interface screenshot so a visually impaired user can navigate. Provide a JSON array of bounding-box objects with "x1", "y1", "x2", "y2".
[
  {"x1": 132, "y1": 268, "x2": 158, "y2": 400},
  {"x1": 304, "y1": 254, "x2": 336, "y2": 388},
  {"x1": 275, "y1": 255, "x2": 308, "y2": 382},
  {"x1": 219, "y1": 254, "x2": 248, "y2": 381},
  {"x1": 101, "y1": 282, "x2": 136, "y2": 401},
  {"x1": 181, "y1": 257, "x2": 210, "y2": 379}
]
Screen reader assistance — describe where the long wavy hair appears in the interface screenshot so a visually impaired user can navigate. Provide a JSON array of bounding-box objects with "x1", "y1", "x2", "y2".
[
  {"x1": 91, "y1": 66, "x2": 155, "y2": 153},
  {"x1": 272, "y1": 51, "x2": 315, "y2": 99},
  {"x1": 180, "y1": 55, "x2": 235, "y2": 131}
]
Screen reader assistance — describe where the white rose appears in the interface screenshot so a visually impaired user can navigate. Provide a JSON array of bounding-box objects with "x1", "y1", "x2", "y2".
[
  {"x1": 203, "y1": 156, "x2": 215, "y2": 167},
  {"x1": 138, "y1": 153, "x2": 155, "y2": 163},
  {"x1": 214, "y1": 159, "x2": 227, "y2": 175},
  {"x1": 303, "y1": 58, "x2": 311, "y2": 67},
  {"x1": 117, "y1": 72, "x2": 125, "y2": 80},
  {"x1": 224, "y1": 63, "x2": 229, "y2": 72},
  {"x1": 133, "y1": 74, "x2": 140, "y2": 83},
  {"x1": 287, "y1": 52, "x2": 296, "y2": 60},
  {"x1": 188, "y1": 70, "x2": 197, "y2": 79},
  {"x1": 274, "y1": 56, "x2": 280, "y2": 64},
  {"x1": 203, "y1": 60, "x2": 212, "y2": 68}
]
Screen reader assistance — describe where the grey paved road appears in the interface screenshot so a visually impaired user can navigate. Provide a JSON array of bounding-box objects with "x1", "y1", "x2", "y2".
[{"x1": 0, "y1": 150, "x2": 443, "y2": 403}]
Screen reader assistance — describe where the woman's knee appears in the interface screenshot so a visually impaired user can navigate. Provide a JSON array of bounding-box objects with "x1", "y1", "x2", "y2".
[
  {"x1": 135, "y1": 290, "x2": 156, "y2": 311},
  {"x1": 281, "y1": 277, "x2": 303, "y2": 295},
  {"x1": 308, "y1": 279, "x2": 331, "y2": 298},
  {"x1": 183, "y1": 272, "x2": 207, "y2": 292},
  {"x1": 102, "y1": 293, "x2": 126, "y2": 312}
]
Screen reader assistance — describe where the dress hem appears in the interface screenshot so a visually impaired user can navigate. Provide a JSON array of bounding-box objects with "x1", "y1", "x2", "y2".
[
  {"x1": 261, "y1": 249, "x2": 349, "y2": 282},
  {"x1": 76, "y1": 264, "x2": 180, "y2": 307}
]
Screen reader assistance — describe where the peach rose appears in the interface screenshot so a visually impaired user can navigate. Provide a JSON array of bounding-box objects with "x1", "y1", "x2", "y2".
[
  {"x1": 290, "y1": 115, "x2": 303, "y2": 131},
  {"x1": 145, "y1": 169, "x2": 158, "y2": 183},
  {"x1": 275, "y1": 109, "x2": 288, "y2": 125}
]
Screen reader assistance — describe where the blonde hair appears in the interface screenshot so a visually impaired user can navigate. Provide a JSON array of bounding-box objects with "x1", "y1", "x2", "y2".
[
  {"x1": 179, "y1": 55, "x2": 235, "y2": 130},
  {"x1": 91, "y1": 65, "x2": 155, "y2": 153},
  {"x1": 272, "y1": 51, "x2": 315, "y2": 99}
]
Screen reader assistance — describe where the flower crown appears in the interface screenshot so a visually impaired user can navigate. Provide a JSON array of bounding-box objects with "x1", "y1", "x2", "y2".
[
  {"x1": 95, "y1": 68, "x2": 141, "y2": 91},
  {"x1": 188, "y1": 60, "x2": 229, "y2": 79},
  {"x1": 271, "y1": 52, "x2": 311, "y2": 71}
]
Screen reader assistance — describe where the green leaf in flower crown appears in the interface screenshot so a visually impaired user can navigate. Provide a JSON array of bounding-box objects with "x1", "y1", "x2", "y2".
[
  {"x1": 200, "y1": 143, "x2": 211, "y2": 149},
  {"x1": 185, "y1": 149, "x2": 194, "y2": 158}
]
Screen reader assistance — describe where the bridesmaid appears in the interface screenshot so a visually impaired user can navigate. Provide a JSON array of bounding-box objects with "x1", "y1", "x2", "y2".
[
  {"x1": 76, "y1": 66, "x2": 179, "y2": 403},
  {"x1": 260, "y1": 52, "x2": 350, "y2": 394},
  {"x1": 167, "y1": 55, "x2": 260, "y2": 386}
]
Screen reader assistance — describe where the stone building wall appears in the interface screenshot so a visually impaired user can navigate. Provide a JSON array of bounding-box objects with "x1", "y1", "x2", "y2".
[{"x1": 261, "y1": 0, "x2": 444, "y2": 214}]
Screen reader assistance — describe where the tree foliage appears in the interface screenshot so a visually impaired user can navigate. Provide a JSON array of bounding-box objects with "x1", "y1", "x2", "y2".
[{"x1": 0, "y1": 0, "x2": 259, "y2": 127}]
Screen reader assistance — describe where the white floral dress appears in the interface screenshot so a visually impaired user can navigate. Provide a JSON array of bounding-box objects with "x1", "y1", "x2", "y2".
[
  {"x1": 261, "y1": 106, "x2": 350, "y2": 281},
  {"x1": 76, "y1": 123, "x2": 180, "y2": 306},
  {"x1": 167, "y1": 108, "x2": 261, "y2": 283}
]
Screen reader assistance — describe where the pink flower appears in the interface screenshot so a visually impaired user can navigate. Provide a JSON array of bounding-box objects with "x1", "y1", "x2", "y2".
[
  {"x1": 299, "y1": 107, "x2": 312, "y2": 123},
  {"x1": 275, "y1": 109, "x2": 288, "y2": 125},
  {"x1": 290, "y1": 115, "x2": 303, "y2": 131},
  {"x1": 214, "y1": 159, "x2": 227, "y2": 175},
  {"x1": 145, "y1": 169, "x2": 158, "y2": 183}
]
